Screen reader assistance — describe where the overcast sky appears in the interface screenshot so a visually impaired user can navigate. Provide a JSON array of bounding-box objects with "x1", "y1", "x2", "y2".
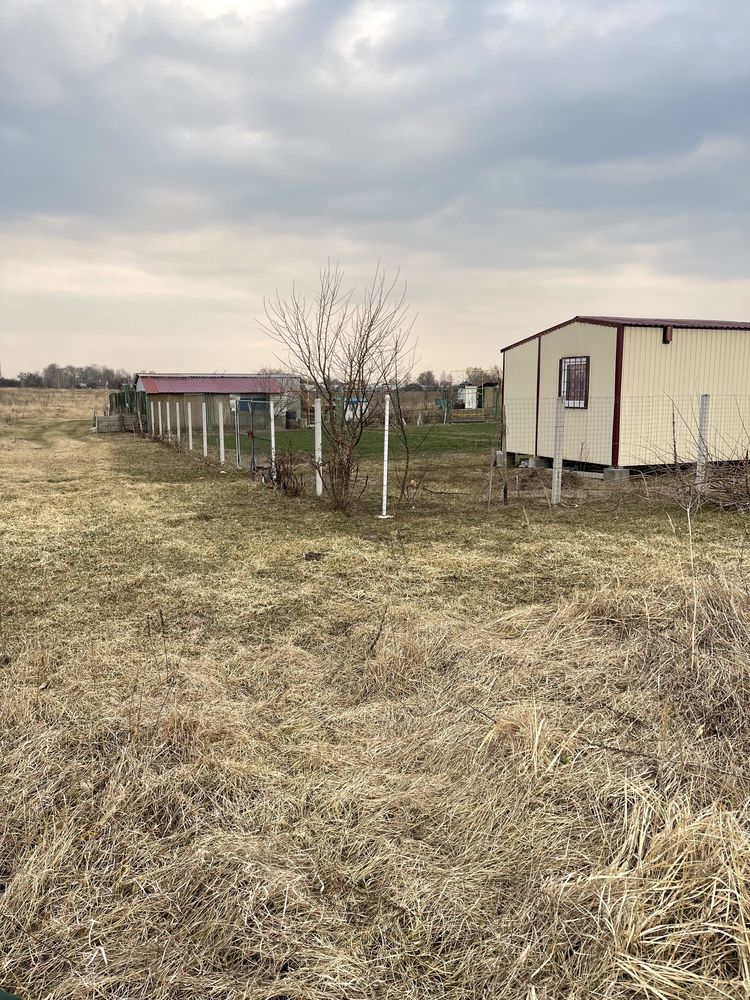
[{"x1": 2, "y1": 0, "x2": 750, "y2": 377}]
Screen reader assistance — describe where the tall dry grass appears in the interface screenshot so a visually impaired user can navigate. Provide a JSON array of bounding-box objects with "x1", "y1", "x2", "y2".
[
  {"x1": 0, "y1": 388, "x2": 107, "y2": 429},
  {"x1": 1, "y1": 411, "x2": 750, "y2": 998}
]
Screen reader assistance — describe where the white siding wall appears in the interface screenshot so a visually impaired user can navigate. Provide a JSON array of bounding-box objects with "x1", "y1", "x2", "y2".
[
  {"x1": 620, "y1": 326, "x2": 750, "y2": 465},
  {"x1": 537, "y1": 322, "x2": 616, "y2": 465},
  {"x1": 503, "y1": 338, "x2": 538, "y2": 456}
]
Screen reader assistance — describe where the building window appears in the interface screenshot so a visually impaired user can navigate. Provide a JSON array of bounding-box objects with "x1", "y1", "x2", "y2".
[
  {"x1": 558, "y1": 356, "x2": 589, "y2": 408},
  {"x1": 662, "y1": 324, "x2": 673, "y2": 344}
]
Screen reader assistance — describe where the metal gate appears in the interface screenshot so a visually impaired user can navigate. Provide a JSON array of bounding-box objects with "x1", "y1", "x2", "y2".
[{"x1": 231, "y1": 398, "x2": 274, "y2": 473}]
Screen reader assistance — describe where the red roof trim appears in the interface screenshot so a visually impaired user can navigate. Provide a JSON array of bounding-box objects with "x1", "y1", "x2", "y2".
[
  {"x1": 502, "y1": 315, "x2": 750, "y2": 354},
  {"x1": 139, "y1": 375, "x2": 284, "y2": 395}
]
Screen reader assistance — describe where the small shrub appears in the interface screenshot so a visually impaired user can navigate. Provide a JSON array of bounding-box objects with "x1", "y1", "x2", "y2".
[{"x1": 273, "y1": 448, "x2": 305, "y2": 496}]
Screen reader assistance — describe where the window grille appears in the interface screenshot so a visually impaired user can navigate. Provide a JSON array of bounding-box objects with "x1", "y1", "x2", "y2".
[{"x1": 559, "y1": 356, "x2": 589, "y2": 408}]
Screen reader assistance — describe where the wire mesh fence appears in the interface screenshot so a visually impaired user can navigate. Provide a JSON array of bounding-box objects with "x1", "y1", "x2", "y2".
[
  {"x1": 501, "y1": 393, "x2": 750, "y2": 509},
  {"x1": 140, "y1": 392, "x2": 750, "y2": 513},
  {"x1": 505, "y1": 395, "x2": 750, "y2": 469}
]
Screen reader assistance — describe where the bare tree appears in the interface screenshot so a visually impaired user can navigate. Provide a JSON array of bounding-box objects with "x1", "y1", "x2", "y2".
[
  {"x1": 465, "y1": 364, "x2": 502, "y2": 386},
  {"x1": 261, "y1": 263, "x2": 416, "y2": 512}
]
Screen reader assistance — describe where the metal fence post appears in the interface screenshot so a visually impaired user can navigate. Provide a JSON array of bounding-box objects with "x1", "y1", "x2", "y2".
[
  {"x1": 202, "y1": 400, "x2": 208, "y2": 458},
  {"x1": 233, "y1": 403, "x2": 241, "y2": 468},
  {"x1": 696, "y1": 393, "x2": 710, "y2": 493},
  {"x1": 217, "y1": 400, "x2": 225, "y2": 465},
  {"x1": 187, "y1": 401, "x2": 193, "y2": 451},
  {"x1": 314, "y1": 397, "x2": 323, "y2": 497},
  {"x1": 378, "y1": 394, "x2": 393, "y2": 518},
  {"x1": 551, "y1": 396, "x2": 565, "y2": 505},
  {"x1": 269, "y1": 399, "x2": 276, "y2": 481}
]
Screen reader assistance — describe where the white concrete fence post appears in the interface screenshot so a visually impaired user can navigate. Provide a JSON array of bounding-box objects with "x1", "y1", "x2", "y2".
[
  {"x1": 166, "y1": 401, "x2": 172, "y2": 441},
  {"x1": 175, "y1": 401, "x2": 181, "y2": 447},
  {"x1": 202, "y1": 400, "x2": 208, "y2": 458},
  {"x1": 233, "y1": 403, "x2": 241, "y2": 469},
  {"x1": 378, "y1": 394, "x2": 393, "y2": 519},
  {"x1": 150, "y1": 401, "x2": 156, "y2": 438},
  {"x1": 551, "y1": 396, "x2": 565, "y2": 506},
  {"x1": 217, "y1": 400, "x2": 225, "y2": 465},
  {"x1": 314, "y1": 397, "x2": 323, "y2": 497},
  {"x1": 696, "y1": 392, "x2": 710, "y2": 493},
  {"x1": 269, "y1": 400, "x2": 276, "y2": 481},
  {"x1": 187, "y1": 401, "x2": 193, "y2": 451},
  {"x1": 158, "y1": 401, "x2": 163, "y2": 439}
]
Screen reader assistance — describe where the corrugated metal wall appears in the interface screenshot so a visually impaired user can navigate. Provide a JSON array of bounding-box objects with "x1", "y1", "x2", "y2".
[
  {"x1": 146, "y1": 393, "x2": 284, "y2": 431},
  {"x1": 503, "y1": 338, "x2": 538, "y2": 456},
  {"x1": 537, "y1": 322, "x2": 616, "y2": 465},
  {"x1": 620, "y1": 327, "x2": 750, "y2": 465}
]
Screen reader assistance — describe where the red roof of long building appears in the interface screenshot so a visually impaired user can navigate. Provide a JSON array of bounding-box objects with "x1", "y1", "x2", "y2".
[
  {"x1": 138, "y1": 374, "x2": 284, "y2": 394},
  {"x1": 502, "y1": 316, "x2": 750, "y2": 353}
]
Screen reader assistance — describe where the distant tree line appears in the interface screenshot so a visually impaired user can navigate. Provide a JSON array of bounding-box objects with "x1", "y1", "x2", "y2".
[
  {"x1": 10, "y1": 363, "x2": 133, "y2": 390},
  {"x1": 413, "y1": 366, "x2": 502, "y2": 390}
]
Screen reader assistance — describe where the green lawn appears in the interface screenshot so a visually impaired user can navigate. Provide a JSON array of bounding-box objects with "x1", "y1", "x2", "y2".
[{"x1": 200, "y1": 421, "x2": 500, "y2": 465}]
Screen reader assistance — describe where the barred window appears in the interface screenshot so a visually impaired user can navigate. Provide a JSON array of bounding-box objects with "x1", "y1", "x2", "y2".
[{"x1": 559, "y1": 356, "x2": 589, "y2": 409}]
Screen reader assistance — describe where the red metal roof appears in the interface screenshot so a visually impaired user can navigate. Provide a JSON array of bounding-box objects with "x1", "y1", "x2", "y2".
[
  {"x1": 577, "y1": 315, "x2": 750, "y2": 330},
  {"x1": 139, "y1": 374, "x2": 284, "y2": 394},
  {"x1": 502, "y1": 315, "x2": 750, "y2": 352}
]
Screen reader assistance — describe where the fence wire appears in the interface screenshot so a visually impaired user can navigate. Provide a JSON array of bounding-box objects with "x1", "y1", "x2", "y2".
[
  {"x1": 144, "y1": 392, "x2": 750, "y2": 511},
  {"x1": 505, "y1": 395, "x2": 750, "y2": 469}
]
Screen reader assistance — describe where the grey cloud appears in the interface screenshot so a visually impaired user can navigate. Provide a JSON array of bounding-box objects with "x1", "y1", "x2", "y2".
[{"x1": 2, "y1": 0, "x2": 750, "y2": 334}]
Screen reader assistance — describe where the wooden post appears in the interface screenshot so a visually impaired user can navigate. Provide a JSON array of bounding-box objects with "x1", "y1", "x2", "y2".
[
  {"x1": 187, "y1": 401, "x2": 193, "y2": 451},
  {"x1": 158, "y1": 401, "x2": 163, "y2": 438},
  {"x1": 202, "y1": 400, "x2": 208, "y2": 457},
  {"x1": 166, "y1": 401, "x2": 172, "y2": 441},
  {"x1": 175, "y1": 401, "x2": 181, "y2": 446},
  {"x1": 150, "y1": 401, "x2": 156, "y2": 438},
  {"x1": 551, "y1": 396, "x2": 565, "y2": 505},
  {"x1": 217, "y1": 400, "x2": 225, "y2": 465}
]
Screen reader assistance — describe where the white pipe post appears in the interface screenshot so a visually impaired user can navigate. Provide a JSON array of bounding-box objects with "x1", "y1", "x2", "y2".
[
  {"x1": 175, "y1": 401, "x2": 181, "y2": 446},
  {"x1": 187, "y1": 401, "x2": 193, "y2": 451},
  {"x1": 696, "y1": 393, "x2": 710, "y2": 493},
  {"x1": 378, "y1": 394, "x2": 393, "y2": 518},
  {"x1": 269, "y1": 399, "x2": 276, "y2": 481},
  {"x1": 551, "y1": 396, "x2": 565, "y2": 505},
  {"x1": 150, "y1": 401, "x2": 155, "y2": 438},
  {"x1": 166, "y1": 400, "x2": 172, "y2": 441},
  {"x1": 202, "y1": 400, "x2": 208, "y2": 457},
  {"x1": 158, "y1": 401, "x2": 163, "y2": 438},
  {"x1": 217, "y1": 400, "x2": 225, "y2": 465},
  {"x1": 314, "y1": 397, "x2": 323, "y2": 497},
  {"x1": 234, "y1": 404, "x2": 241, "y2": 469}
]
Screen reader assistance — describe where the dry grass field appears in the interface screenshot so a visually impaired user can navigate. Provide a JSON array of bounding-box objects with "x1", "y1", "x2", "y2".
[{"x1": 2, "y1": 390, "x2": 750, "y2": 999}]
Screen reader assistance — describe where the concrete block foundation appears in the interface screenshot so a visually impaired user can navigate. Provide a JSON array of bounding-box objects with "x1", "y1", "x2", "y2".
[{"x1": 603, "y1": 466, "x2": 630, "y2": 482}]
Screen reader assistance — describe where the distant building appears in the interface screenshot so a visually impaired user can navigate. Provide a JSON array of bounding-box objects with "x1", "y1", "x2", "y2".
[
  {"x1": 116, "y1": 372, "x2": 301, "y2": 431},
  {"x1": 456, "y1": 383, "x2": 478, "y2": 409}
]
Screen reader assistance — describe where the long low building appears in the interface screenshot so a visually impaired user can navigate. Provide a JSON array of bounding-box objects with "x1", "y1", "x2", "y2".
[{"x1": 122, "y1": 372, "x2": 302, "y2": 432}]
